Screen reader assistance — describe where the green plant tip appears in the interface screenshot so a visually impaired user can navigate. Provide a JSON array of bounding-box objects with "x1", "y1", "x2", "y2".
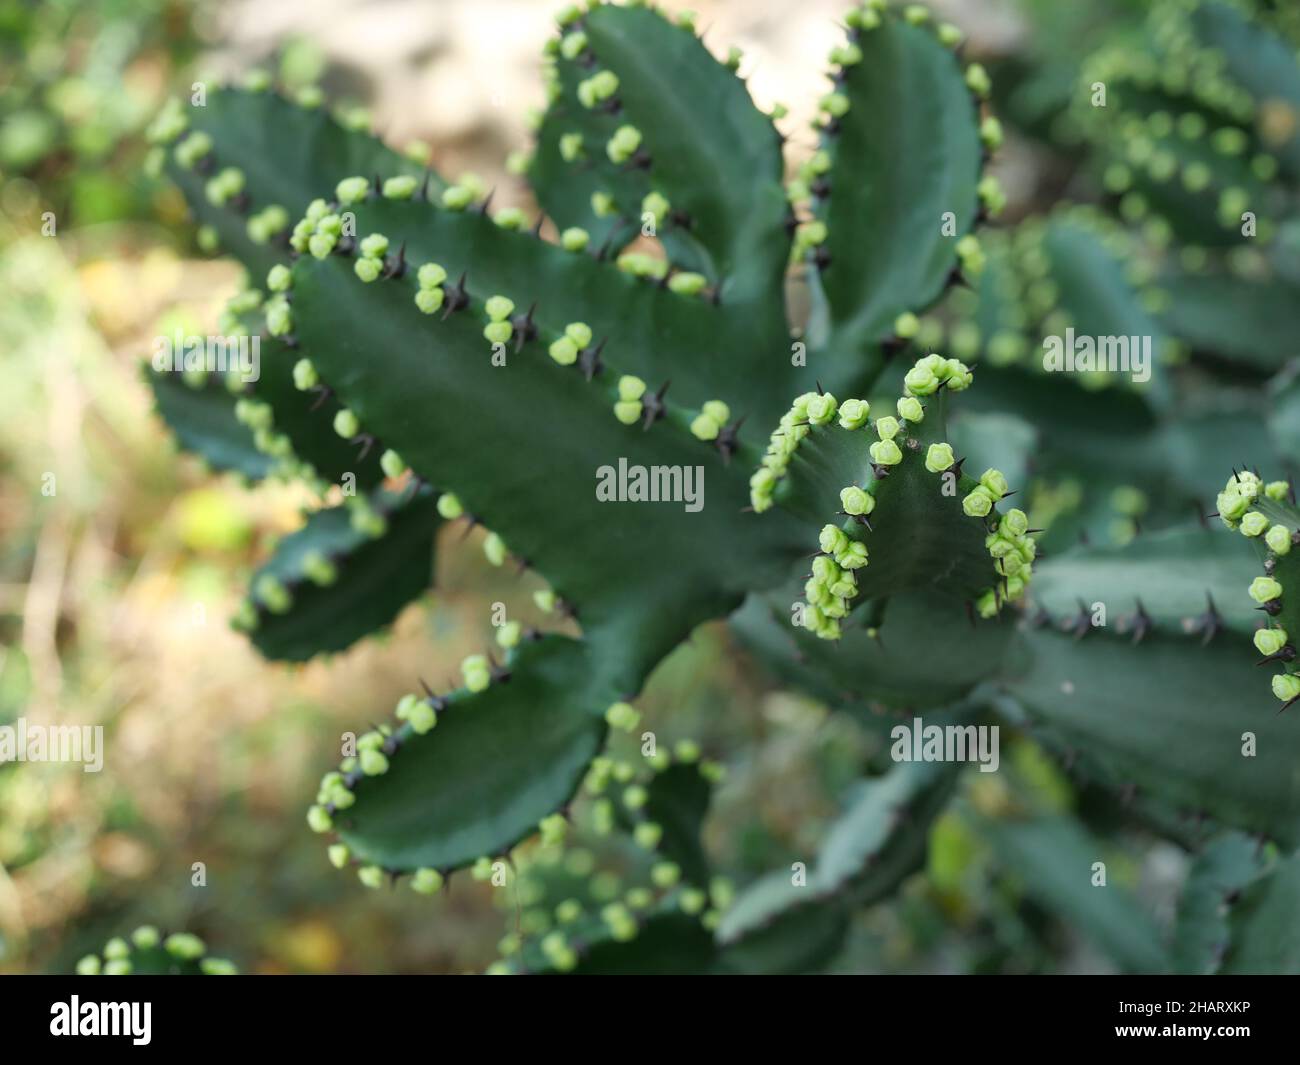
[
  {"x1": 1272, "y1": 674, "x2": 1300, "y2": 702},
  {"x1": 484, "y1": 320, "x2": 513, "y2": 345},
  {"x1": 411, "y1": 867, "x2": 444, "y2": 894},
  {"x1": 561, "y1": 227, "x2": 590, "y2": 252},
  {"x1": 539, "y1": 813, "x2": 568, "y2": 846},
  {"x1": 382, "y1": 175, "x2": 418, "y2": 199},
  {"x1": 418, "y1": 263, "x2": 448, "y2": 289},
  {"x1": 436, "y1": 493, "x2": 463, "y2": 520},
  {"x1": 875, "y1": 415, "x2": 901, "y2": 441},
  {"x1": 307, "y1": 804, "x2": 333, "y2": 833},
  {"x1": 328, "y1": 843, "x2": 350, "y2": 869},
  {"x1": 691, "y1": 413, "x2": 721, "y2": 441},
  {"x1": 75, "y1": 955, "x2": 101, "y2": 975},
  {"x1": 484, "y1": 531, "x2": 507, "y2": 566},
  {"x1": 549, "y1": 337, "x2": 579, "y2": 365},
  {"x1": 102, "y1": 937, "x2": 128, "y2": 960},
  {"x1": 379, "y1": 449, "x2": 406, "y2": 479},
  {"x1": 103, "y1": 959, "x2": 133, "y2": 976},
  {"x1": 634, "y1": 822, "x2": 663, "y2": 849},
  {"x1": 614, "y1": 400, "x2": 642, "y2": 425},
  {"x1": 462, "y1": 654, "x2": 492, "y2": 692},
  {"x1": 1266, "y1": 525, "x2": 1292, "y2": 555},
  {"x1": 442, "y1": 185, "x2": 474, "y2": 210},
  {"x1": 354, "y1": 256, "x2": 382, "y2": 283},
  {"x1": 485, "y1": 295, "x2": 515, "y2": 322},
  {"x1": 131, "y1": 925, "x2": 160, "y2": 949},
  {"x1": 200, "y1": 958, "x2": 238, "y2": 975},
  {"x1": 963, "y1": 491, "x2": 993, "y2": 518},
  {"x1": 358, "y1": 865, "x2": 384, "y2": 889},
  {"x1": 806, "y1": 393, "x2": 838, "y2": 425}
]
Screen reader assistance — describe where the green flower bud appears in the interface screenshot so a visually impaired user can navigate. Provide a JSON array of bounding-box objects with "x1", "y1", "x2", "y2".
[
  {"x1": 897, "y1": 396, "x2": 925, "y2": 422},
  {"x1": 76, "y1": 955, "x2": 102, "y2": 975},
  {"x1": 837, "y1": 398, "x2": 871, "y2": 429},
  {"x1": 622, "y1": 784, "x2": 648, "y2": 811},
  {"x1": 651, "y1": 862, "x2": 682, "y2": 889},
  {"x1": 442, "y1": 185, "x2": 474, "y2": 210},
  {"x1": 265, "y1": 296, "x2": 293, "y2": 336},
  {"x1": 870, "y1": 439, "x2": 903, "y2": 466},
  {"x1": 1272, "y1": 673, "x2": 1300, "y2": 702},
  {"x1": 592, "y1": 190, "x2": 616, "y2": 217},
  {"x1": 333, "y1": 408, "x2": 360, "y2": 439},
  {"x1": 806, "y1": 393, "x2": 838, "y2": 425},
  {"x1": 634, "y1": 822, "x2": 663, "y2": 849},
  {"x1": 1254, "y1": 627, "x2": 1288, "y2": 656},
  {"x1": 904, "y1": 364, "x2": 938, "y2": 396},
  {"x1": 462, "y1": 654, "x2": 492, "y2": 692},
  {"x1": 549, "y1": 336, "x2": 578, "y2": 365},
  {"x1": 981, "y1": 115, "x2": 1003, "y2": 150},
  {"x1": 539, "y1": 813, "x2": 568, "y2": 846},
  {"x1": 436, "y1": 493, "x2": 463, "y2": 520},
  {"x1": 165, "y1": 933, "x2": 206, "y2": 960},
  {"x1": 418, "y1": 263, "x2": 448, "y2": 289},
  {"x1": 1265, "y1": 480, "x2": 1290, "y2": 502},
  {"x1": 605, "y1": 701, "x2": 640, "y2": 732},
  {"x1": 199, "y1": 957, "x2": 238, "y2": 975},
  {"x1": 485, "y1": 295, "x2": 515, "y2": 322},
  {"x1": 680, "y1": 888, "x2": 708, "y2": 915},
  {"x1": 484, "y1": 320, "x2": 513, "y2": 345},
  {"x1": 255, "y1": 574, "x2": 292, "y2": 614},
  {"x1": 410, "y1": 867, "x2": 443, "y2": 895},
  {"x1": 359, "y1": 233, "x2": 389, "y2": 259},
  {"x1": 359, "y1": 748, "x2": 389, "y2": 776},
  {"x1": 494, "y1": 207, "x2": 526, "y2": 230},
  {"x1": 561, "y1": 226, "x2": 590, "y2": 252},
  {"x1": 963, "y1": 491, "x2": 993, "y2": 518},
  {"x1": 483, "y1": 531, "x2": 507, "y2": 566},
  {"x1": 358, "y1": 865, "x2": 384, "y2": 889},
  {"x1": 307, "y1": 804, "x2": 333, "y2": 833},
  {"x1": 840, "y1": 486, "x2": 874, "y2": 516},
  {"x1": 565, "y1": 322, "x2": 593, "y2": 348},
  {"x1": 382, "y1": 175, "x2": 418, "y2": 199},
  {"x1": 613, "y1": 400, "x2": 642, "y2": 425},
  {"x1": 925, "y1": 442, "x2": 955, "y2": 472},
  {"x1": 965, "y1": 62, "x2": 991, "y2": 98},
  {"x1": 894, "y1": 312, "x2": 920, "y2": 339},
  {"x1": 103, "y1": 959, "x2": 133, "y2": 976},
  {"x1": 668, "y1": 271, "x2": 709, "y2": 296},
  {"x1": 875, "y1": 415, "x2": 900, "y2": 441},
  {"x1": 1240, "y1": 511, "x2": 1270, "y2": 537},
  {"x1": 335, "y1": 176, "x2": 370, "y2": 205},
  {"x1": 607, "y1": 124, "x2": 642, "y2": 164},
  {"x1": 328, "y1": 843, "x2": 350, "y2": 869},
  {"x1": 980, "y1": 469, "x2": 1008, "y2": 497},
  {"x1": 1267, "y1": 525, "x2": 1293, "y2": 555},
  {"x1": 415, "y1": 286, "x2": 445, "y2": 315},
  {"x1": 1250, "y1": 576, "x2": 1283, "y2": 603},
  {"x1": 819, "y1": 524, "x2": 849, "y2": 556},
  {"x1": 690, "y1": 412, "x2": 721, "y2": 441},
  {"x1": 132, "y1": 925, "x2": 160, "y2": 949},
  {"x1": 1001, "y1": 508, "x2": 1029, "y2": 537},
  {"x1": 836, "y1": 540, "x2": 869, "y2": 569},
  {"x1": 290, "y1": 360, "x2": 318, "y2": 394},
  {"x1": 354, "y1": 256, "x2": 382, "y2": 283},
  {"x1": 103, "y1": 938, "x2": 129, "y2": 960}
]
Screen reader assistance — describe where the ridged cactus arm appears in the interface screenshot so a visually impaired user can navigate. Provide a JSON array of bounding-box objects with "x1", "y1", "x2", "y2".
[
  {"x1": 1172, "y1": 831, "x2": 1269, "y2": 974},
  {"x1": 533, "y1": 2, "x2": 791, "y2": 304},
  {"x1": 1007, "y1": 525, "x2": 1300, "y2": 845},
  {"x1": 149, "y1": 85, "x2": 437, "y2": 277},
  {"x1": 798, "y1": 3, "x2": 989, "y2": 373},
  {"x1": 146, "y1": 365, "x2": 273, "y2": 480},
  {"x1": 74, "y1": 926, "x2": 236, "y2": 976},
  {"x1": 287, "y1": 224, "x2": 807, "y2": 684},
  {"x1": 315, "y1": 637, "x2": 607, "y2": 879},
  {"x1": 235, "y1": 484, "x2": 442, "y2": 661},
  {"x1": 309, "y1": 194, "x2": 792, "y2": 424},
  {"x1": 715, "y1": 759, "x2": 961, "y2": 974}
]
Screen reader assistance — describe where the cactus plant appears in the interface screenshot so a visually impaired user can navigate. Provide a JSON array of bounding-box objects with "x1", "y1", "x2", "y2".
[{"x1": 137, "y1": 0, "x2": 1300, "y2": 974}]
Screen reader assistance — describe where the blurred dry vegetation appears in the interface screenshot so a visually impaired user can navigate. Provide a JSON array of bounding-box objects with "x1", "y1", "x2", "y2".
[{"x1": 0, "y1": 0, "x2": 1151, "y2": 973}]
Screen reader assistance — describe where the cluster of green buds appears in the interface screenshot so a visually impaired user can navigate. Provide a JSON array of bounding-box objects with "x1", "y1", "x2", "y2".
[
  {"x1": 353, "y1": 232, "x2": 391, "y2": 283},
  {"x1": 749, "y1": 390, "x2": 835, "y2": 512},
  {"x1": 617, "y1": 250, "x2": 669, "y2": 280},
  {"x1": 614, "y1": 376, "x2": 647, "y2": 426},
  {"x1": 442, "y1": 172, "x2": 488, "y2": 211},
  {"x1": 975, "y1": 500, "x2": 1035, "y2": 618},
  {"x1": 548, "y1": 321, "x2": 594, "y2": 366},
  {"x1": 290, "y1": 197, "x2": 345, "y2": 259},
  {"x1": 801, "y1": 523, "x2": 869, "y2": 640},
  {"x1": 75, "y1": 926, "x2": 236, "y2": 976},
  {"x1": 483, "y1": 295, "x2": 516, "y2": 346},
  {"x1": 902, "y1": 353, "x2": 974, "y2": 398},
  {"x1": 690, "y1": 400, "x2": 731, "y2": 442},
  {"x1": 415, "y1": 262, "x2": 449, "y2": 315},
  {"x1": 173, "y1": 130, "x2": 212, "y2": 170},
  {"x1": 204, "y1": 166, "x2": 245, "y2": 207}
]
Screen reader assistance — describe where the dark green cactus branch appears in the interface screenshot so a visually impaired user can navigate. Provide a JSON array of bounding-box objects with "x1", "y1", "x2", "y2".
[
  {"x1": 531, "y1": 1, "x2": 791, "y2": 304},
  {"x1": 148, "y1": 84, "x2": 437, "y2": 278},
  {"x1": 797, "y1": 3, "x2": 989, "y2": 378}
]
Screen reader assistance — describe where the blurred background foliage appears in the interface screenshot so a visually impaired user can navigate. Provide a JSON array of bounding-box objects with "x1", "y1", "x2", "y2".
[{"x1": 1, "y1": 0, "x2": 1204, "y2": 973}]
